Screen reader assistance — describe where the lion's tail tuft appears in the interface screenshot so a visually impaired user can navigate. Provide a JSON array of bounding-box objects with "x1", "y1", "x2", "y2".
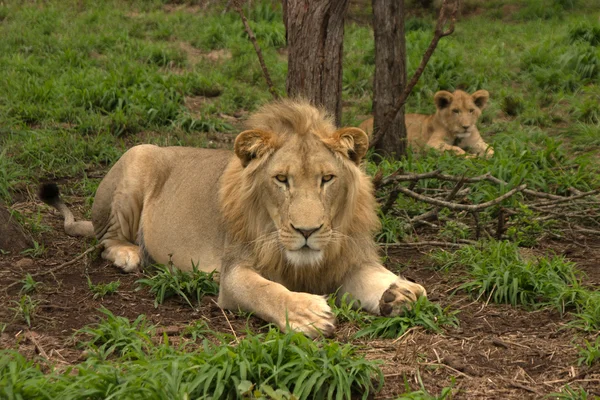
[{"x1": 38, "y1": 183, "x2": 95, "y2": 238}]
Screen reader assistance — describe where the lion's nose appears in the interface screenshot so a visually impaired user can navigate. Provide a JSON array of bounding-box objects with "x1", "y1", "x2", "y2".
[
  {"x1": 291, "y1": 224, "x2": 322, "y2": 239},
  {"x1": 462, "y1": 125, "x2": 470, "y2": 130}
]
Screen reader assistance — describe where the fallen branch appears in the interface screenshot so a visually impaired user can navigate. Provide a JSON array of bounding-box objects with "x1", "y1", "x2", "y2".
[
  {"x1": 379, "y1": 241, "x2": 466, "y2": 248},
  {"x1": 370, "y1": 0, "x2": 459, "y2": 148},
  {"x1": 395, "y1": 184, "x2": 527, "y2": 212},
  {"x1": 5, "y1": 244, "x2": 101, "y2": 292},
  {"x1": 233, "y1": 0, "x2": 279, "y2": 100}
]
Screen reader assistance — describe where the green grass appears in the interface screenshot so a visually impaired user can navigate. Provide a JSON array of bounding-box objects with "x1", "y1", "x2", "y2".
[
  {"x1": 19, "y1": 274, "x2": 42, "y2": 294},
  {"x1": 576, "y1": 337, "x2": 600, "y2": 367},
  {"x1": 76, "y1": 307, "x2": 155, "y2": 359},
  {"x1": 2, "y1": 323, "x2": 383, "y2": 400},
  {"x1": 329, "y1": 294, "x2": 459, "y2": 339},
  {"x1": 136, "y1": 261, "x2": 219, "y2": 308},
  {"x1": 86, "y1": 276, "x2": 120, "y2": 299},
  {"x1": 430, "y1": 241, "x2": 600, "y2": 331},
  {"x1": 9, "y1": 295, "x2": 40, "y2": 328}
]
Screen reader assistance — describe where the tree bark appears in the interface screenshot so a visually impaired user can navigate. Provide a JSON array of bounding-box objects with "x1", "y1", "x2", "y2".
[
  {"x1": 372, "y1": 0, "x2": 407, "y2": 158},
  {"x1": 283, "y1": 0, "x2": 350, "y2": 126}
]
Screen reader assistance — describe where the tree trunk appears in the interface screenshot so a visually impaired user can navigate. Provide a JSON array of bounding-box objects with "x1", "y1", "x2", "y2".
[
  {"x1": 372, "y1": 0, "x2": 407, "y2": 158},
  {"x1": 283, "y1": 0, "x2": 350, "y2": 126}
]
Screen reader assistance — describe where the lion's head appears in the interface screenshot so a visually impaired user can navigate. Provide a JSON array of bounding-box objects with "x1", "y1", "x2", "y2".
[
  {"x1": 219, "y1": 100, "x2": 380, "y2": 291},
  {"x1": 434, "y1": 90, "x2": 489, "y2": 138}
]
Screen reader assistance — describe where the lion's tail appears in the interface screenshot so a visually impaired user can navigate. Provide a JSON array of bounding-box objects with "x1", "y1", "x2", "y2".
[{"x1": 38, "y1": 183, "x2": 95, "y2": 238}]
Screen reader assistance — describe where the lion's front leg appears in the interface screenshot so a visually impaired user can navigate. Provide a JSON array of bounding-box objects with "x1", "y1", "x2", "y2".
[
  {"x1": 218, "y1": 265, "x2": 335, "y2": 337},
  {"x1": 339, "y1": 264, "x2": 426, "y2": 316}
]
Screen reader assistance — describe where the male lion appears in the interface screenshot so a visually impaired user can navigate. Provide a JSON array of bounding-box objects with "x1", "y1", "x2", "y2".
[
  {"x1": 40, "y1": 99, "x2": 426, "y2": 337},
  {"x1": 359, "y1": 90, "x2": 494, "y2": 158}
]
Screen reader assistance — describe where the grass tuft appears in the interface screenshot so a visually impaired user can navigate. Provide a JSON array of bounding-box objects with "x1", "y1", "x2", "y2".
[{"x1": 136, "y1": 260, "x2": 219, "y2": 308}]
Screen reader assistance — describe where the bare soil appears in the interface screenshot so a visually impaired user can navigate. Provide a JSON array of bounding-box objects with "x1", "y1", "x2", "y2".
[{"x1": 1, "y1": 194, "x2": 599, "y2": 399}]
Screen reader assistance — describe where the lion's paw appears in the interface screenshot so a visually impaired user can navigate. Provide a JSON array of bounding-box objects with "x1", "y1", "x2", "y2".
[
  {"x1": 379, "y1": 279, "x2": 427, "y2": 317},
  {"x1": 102, "y1": 245, "x2": 141, "y2": 273},
  {"x1": 282, "y1": 293, "x2": 335, "y2": 338}
]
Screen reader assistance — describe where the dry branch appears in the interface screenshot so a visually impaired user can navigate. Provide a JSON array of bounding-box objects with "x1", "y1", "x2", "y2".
[
  {"x1": 395, "y1": 184, "x2": 527, "y2": 212},
  {"x1": 233, "y1": 0, "x2": 279, "y2": 100},
  {"x1": 370, "y1": 0, "x2": 459, "y2": 148}
]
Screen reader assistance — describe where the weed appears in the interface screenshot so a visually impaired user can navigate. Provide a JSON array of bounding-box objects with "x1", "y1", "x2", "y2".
[
  {"x1": 570, "y1": 292, "x2": 600, "y2": 332},
  {"x1": 20, "y1": 240, "x2": 45, "y2": 258},
  {"x1": 3, "y1": 327, "x2": 383, "y2": 399},
  {"x1": 86, "y1": 276, "x2": 120, "y2": 299},
  {"x1": 430, "y1": 241, "x2": 592, "y2": 315},
  {"x1": 136, "y1": 260, "x2": 219, "y2": 308},
  {"x1": 576, "y1": 337, "x2": 600, "y2": 367},
  {"x1": 395, "y1": 373, "x2": 454, "y2": 400},
  {"x1": 10, "y1": 295, "x2": 40, "y2": 327},
  {"x1": 76, "y1": 307, "x2": 155, "y2": 359},
  {"x1": 439, "y1": 221, "x2": 470, "y2": 243},
  {"x1": 354, "y1": 297, "x2": 459, "y2": 339},
  {"x1": 20, "y1": 274, "x2": 42, "y2": 294},
  {"x1": 569, "y1": 22, "x2": 600, "y2": 46},
  {"x1": 548, "y1": 384, "x2": 593, "y2": 400}
]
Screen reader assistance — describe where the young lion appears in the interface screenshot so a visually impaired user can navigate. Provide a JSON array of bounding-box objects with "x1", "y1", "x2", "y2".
[
  {"x1": 360, "y1": 90, "x2": 494, "y2": 158},
  {"x1": 40, "y1": 99, "x2": 426, "y2": 338}
]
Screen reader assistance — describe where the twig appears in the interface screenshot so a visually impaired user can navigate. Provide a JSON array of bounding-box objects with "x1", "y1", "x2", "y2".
[
  {"x1": 379, "y1": 241, "x2": 465, "y2": 248},
  {"x1": 212, "y1": 299, "x2": 239, "y2": 343},
  {"x1": 25, "y1": 331, "x2": 50, "y2": 360},
  {"x1": 5, "y1": 244, "x2": 102, "y2": 291},
  {"x1": 233, "y1": 0, "x2": 279, "y2": 100},
  {"x1": 530, "y1": 189, "x2": 599, "y2": 207},
  {"x1": 370, "y1": 0, "x2": 459, "y2": 148},
  {"x1": 395, "y1": 184, "x2": 527, "y2": 212}
]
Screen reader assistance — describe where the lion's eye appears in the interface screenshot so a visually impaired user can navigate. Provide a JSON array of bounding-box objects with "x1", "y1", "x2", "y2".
[
  {"x1": 275, "y1": 175, "x2": 288, "y2": 183},
  {"x1": 452, "y1": 109, "x2": 460, "y2": 114},
  {"x1": 469, "y1": 109, "x2": 475, "y2": 113},
  {"x1": 321, "y1": 174, "x2": 335, "y2": 184}
]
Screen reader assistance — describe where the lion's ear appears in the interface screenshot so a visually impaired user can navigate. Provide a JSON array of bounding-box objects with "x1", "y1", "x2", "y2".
[
  {"x1": 234, "y1": 129, "x2": 276, "y2": 167},
  {"x1": 472, "y1": 90, "x2": 489, "y2": 109},
  {"x1": 434, "y1": 91, "x2": 454, "y2": 110},
  {"x1": 328, "y1": 127, "x2": 369, "y2": 164}
]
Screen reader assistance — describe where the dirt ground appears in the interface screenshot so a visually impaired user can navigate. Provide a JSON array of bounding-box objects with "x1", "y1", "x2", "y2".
[{"x1": 1, "y1": 194, "x2": 599, "y2": 399}]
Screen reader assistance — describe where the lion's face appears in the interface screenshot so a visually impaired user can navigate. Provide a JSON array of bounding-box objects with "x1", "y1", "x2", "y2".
[
  {"x1": 261, "y1": 134, "x2": 347, "y2": 266},
  {"x1": 434, "y1": 90, "x2": 489, "y2": 138},
  {"x1": 231, "y1": 122, "x2": 369, "y2": 268}
]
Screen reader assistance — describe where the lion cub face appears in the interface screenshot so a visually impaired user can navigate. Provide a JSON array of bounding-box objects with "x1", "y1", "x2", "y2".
[
  {"x1": 434, "y1": 90, "x2": 489, "y2": 138},
  {"x1": 234, "y1": 127, "x2": 368, "y2": 268}
]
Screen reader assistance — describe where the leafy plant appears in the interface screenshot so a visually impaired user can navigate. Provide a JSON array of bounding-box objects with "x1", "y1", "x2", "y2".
[
  {"x1": 10, "y1": 295, "x2": 40, "y2": 327},
  {"x1": 136, "y1": 260, "x2": 219, "y2": 308},
  {"x1": 576, "y1": 336, "x2": 600, "y2": 367},
  {"x1": 76, "y1": 307, "x2": 155, "y2": 359},
  {"x1": 355, "y1": 297, "x2": 459, "y2": 339},
  {"x1": 431, "y1": 241, "x2": 587, "y2": 310},
  {"x1": 86, "y1": 276, "x2": 120, "y2": 299},
  {"x1": 20, "y1": 274, "x2": 42, "y2": 294}
]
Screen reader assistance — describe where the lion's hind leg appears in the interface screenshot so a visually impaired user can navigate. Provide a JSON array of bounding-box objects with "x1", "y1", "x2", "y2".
[{"x1": 101, "y1": 239, "x2": 141, "y2": 273}]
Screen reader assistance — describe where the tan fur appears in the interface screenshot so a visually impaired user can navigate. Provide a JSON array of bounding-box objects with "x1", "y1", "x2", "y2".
[
  {"x1": 359, "y1": 90, "x2": 494, "y2": 158},
  {"x1": 44, "y1": 99, "x2": 426, "y2": 337}
]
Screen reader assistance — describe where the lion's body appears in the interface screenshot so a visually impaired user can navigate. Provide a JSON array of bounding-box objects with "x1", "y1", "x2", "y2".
[
  {"x1": 41, "y1": 99, "x2": 425, "y2": 337},
  {"x1": 359, "y1": 90, "x2": 494, "y2": 158},
  {"x1": 91, "y1": 145, "x2": 231, "y2": 272}
]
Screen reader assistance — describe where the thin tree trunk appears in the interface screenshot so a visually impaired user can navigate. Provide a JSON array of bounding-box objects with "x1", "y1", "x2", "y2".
[
  {"x1": 372, "y1": 0, "x2": 407, "y2": 158},
  {"x1": 283, "y1": 0, "x2": 350, "y2": 126}
]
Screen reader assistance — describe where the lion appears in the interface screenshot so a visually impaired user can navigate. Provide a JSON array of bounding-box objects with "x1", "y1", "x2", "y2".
[
  {"x1": 359, "y1": 90, "x2": 494, "y2": 158},
  {"x1": 40, "y1": 99, "x2": 426, "y2": 337}
]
